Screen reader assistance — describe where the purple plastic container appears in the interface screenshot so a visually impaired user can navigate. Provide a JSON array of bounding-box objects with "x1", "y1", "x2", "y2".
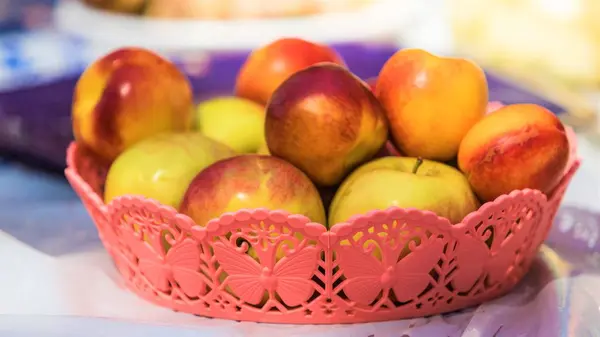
[{"x1": 0, "y1": 38, "x2": 566, "y2": 168}]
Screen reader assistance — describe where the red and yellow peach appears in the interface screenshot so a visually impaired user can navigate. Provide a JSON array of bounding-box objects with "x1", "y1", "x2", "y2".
[
  {"x1": 265, "y1": 63, "x2": 389, "y2": 186},
  {"x1": 72, "y1": 47, "x2": 194, "y2": 162},
  {"x1": 376, "y1": 48, "x2": 488, "y2": 161},
  {"x1": 458, "y1": 103, "x2": 570, "y2": 202},
  {"x1": 235, "y1": 38, "x2": 345, "y2": 106}
]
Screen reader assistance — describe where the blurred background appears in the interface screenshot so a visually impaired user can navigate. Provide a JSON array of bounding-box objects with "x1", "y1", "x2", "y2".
[
  {"x1": 1, "y1": 0, "x2": 599, "y2": 168},
  {"x1": 1, "y1": 2, "x2": 600, "y2": 335}
]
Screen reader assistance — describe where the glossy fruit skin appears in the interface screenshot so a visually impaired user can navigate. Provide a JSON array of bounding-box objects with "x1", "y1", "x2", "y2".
[
  {"x1": 104, "y1": 132, "x2": 236, "y2": 209},
  {"x1": 458, "y1": 103, "x2": 570, "y2": 202},
  {"x1": 235, "y1": 37, "x2": 345, "y2": 106},
  {"x1": 376, "y1": 48, "x2": 488, "y2": 161},
  {"x1": 195, "y1": 97, "x2": 266, "y2": 154},
  {"x1": 265, "y1": 63, "x2": 389, "y2": 187},
  {"x1": 180, "y1": 154, "x2": 326, "y2": 228},
  {"x1": 72, "y1": 47, "x2": 194, "y2": 162},
  {"x1": 329, "y1": 156, "x2": 480, "y2": 226}
]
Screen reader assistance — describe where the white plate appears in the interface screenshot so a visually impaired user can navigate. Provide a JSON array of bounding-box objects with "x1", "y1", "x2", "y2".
[{"x1": 54, "y1": 0, "x2": 415, "y2": 51}]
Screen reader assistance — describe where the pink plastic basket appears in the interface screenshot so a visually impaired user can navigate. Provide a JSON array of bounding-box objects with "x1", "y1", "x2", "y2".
[{"x1": 64, "y1": 128, "x2": 581, "y2": 324}]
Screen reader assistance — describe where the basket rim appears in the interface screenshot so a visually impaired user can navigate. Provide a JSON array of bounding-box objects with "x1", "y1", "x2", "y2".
[{"x1": 65, "y1": 129, "x2": 582, "y2": 234}]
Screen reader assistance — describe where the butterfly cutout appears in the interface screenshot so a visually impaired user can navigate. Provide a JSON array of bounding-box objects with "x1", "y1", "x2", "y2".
[
  {"x1": 336, "y1": 239, "x2": 444, "y2": 305},
  {"x1": 451, "y1": 212, "x2": 538, "y2": 293},
  {"x1": 213, "y1": 242, "x2": 318, "y2": 306},
  {"x1": 120, "y1": 226, "x2": 206, "y2": 298}
]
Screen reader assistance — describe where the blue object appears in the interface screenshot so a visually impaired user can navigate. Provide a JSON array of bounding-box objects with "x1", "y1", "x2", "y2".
[{"x1": 0, "y1": 0, "x2": 57, "y2": 33}]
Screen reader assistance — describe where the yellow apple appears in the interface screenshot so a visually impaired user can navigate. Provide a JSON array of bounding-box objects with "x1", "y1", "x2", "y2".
[
  {"x1": 329, "y1": 157, "x2": 480, "y2": 259},
  {"x1": 195, "y1": 97, "x2": 266, "y2": 154},
  {"x1": 256, "y1": 143, "x2": 270, "y2": 155},
  {"x1": 104, "y1": 132, "x2": 236, "y2": 209},
  {"x1": 329, "y1": 156, "x2": 480, "y2": 226}
]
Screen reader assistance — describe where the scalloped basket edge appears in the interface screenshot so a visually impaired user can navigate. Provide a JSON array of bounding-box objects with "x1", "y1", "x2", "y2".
[{"x1": 66, "y1": 141, "x2": 582, "y2": 237}]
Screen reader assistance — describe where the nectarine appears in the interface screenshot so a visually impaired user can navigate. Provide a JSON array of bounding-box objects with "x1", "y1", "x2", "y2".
[
  {"x1": 235, "y1": 37, "x2": 345, "y2": 105},
  {"x1": 72, "y1": 47, "x2": 194, "y2": 162},
  {"x1": 376, "y1": 48, "x2": 488, "y2": 161},
  {"x1": 265, "y1": 63, "x2": 389, "y2": 186},
  {"x1": 458, "y1": 103, "x2": 570, "y2": 202}
]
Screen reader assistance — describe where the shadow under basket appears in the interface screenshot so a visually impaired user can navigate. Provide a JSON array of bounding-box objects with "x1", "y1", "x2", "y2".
[{"x1": 64, "y1": 134, "x2": 581, "y2": 324}]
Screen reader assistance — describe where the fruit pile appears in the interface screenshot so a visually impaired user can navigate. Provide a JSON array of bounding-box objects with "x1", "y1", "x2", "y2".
[{"x1": 72, "y1": 38, "x2": 571, "y2": 252}]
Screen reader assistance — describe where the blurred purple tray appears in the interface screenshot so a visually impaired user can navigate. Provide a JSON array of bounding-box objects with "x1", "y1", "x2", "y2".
[{"x1": 0, "y1": 41, "x2": 565, "y2": 168}]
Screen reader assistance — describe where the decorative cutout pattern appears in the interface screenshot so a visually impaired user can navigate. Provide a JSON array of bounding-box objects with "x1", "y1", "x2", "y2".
[{"x1": 64, "y1": 131, "x2": 581, "y2": 324}]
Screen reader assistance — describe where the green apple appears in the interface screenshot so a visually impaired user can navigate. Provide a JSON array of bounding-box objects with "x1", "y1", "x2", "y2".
[
  {"x1": 195, "y1": 96, "x2": 266, "y2": 154},
  {"x1": 329, "y1": 157, "x2": 480, "y2": 227},
  {"x1": 104, "y1": 132, "x2": 236, "y2": 208}
]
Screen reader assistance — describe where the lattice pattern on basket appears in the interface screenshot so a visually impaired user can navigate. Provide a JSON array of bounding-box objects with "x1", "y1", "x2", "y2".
[{"x1": 64, "y1": 130, "x2": 581, "y2": 324}]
